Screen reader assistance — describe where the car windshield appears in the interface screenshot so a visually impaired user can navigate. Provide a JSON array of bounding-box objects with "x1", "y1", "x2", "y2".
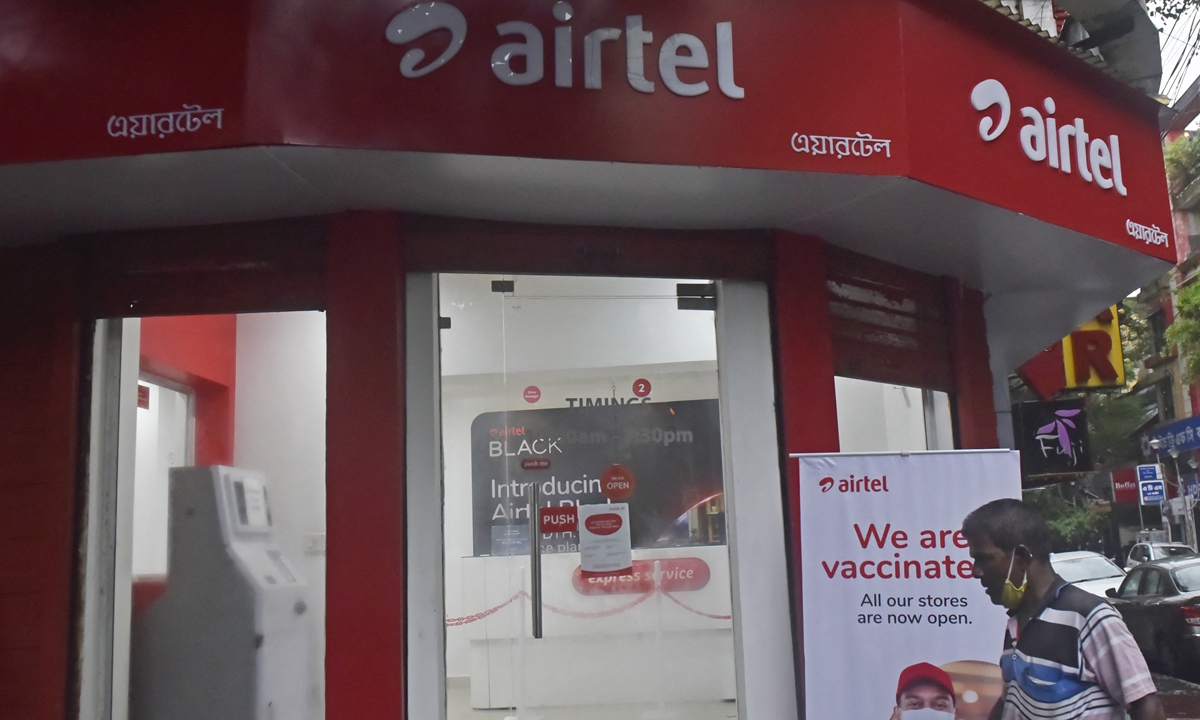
[
  {"x1": 1054, "y1": 556, "x2": 1124, "y2": 582},
  {"x1": 1175, "y1": 565, "x2": 1200, "y2": 592},
  {"x1": 1161, "y1": 546, "x2": 1195, "y2": 558}
]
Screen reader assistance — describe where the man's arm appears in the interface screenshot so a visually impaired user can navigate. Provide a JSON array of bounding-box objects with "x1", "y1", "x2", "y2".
[{"x1": 1128, "y1": 692, "x2": 1166, "y2": 720}]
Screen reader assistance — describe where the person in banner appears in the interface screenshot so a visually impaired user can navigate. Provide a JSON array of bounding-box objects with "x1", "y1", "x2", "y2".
[
  {"x1": 890, "y1": 662, "x2": 957, "y2": 720},
  {"x1": 961, "y1": 499, "x2": 1165, "y2": 720}
]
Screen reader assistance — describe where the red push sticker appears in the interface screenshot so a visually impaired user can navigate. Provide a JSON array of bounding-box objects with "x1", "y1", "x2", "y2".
[
  {"x1": 521, "y1": 457, "x2": 551, "y2": 470},
  {"x1": 539, "y1": 505, "x2": 577, "y2": 533}
]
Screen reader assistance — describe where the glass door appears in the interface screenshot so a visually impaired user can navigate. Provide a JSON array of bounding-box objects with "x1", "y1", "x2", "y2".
[{"x1": 438, "y1": 274, "x2": 739, "y2": 720}]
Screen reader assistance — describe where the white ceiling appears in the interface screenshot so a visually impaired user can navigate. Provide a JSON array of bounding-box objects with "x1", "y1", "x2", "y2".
[{"x1": 0, "y1": 145, "x2": 1170, "y2": 378}]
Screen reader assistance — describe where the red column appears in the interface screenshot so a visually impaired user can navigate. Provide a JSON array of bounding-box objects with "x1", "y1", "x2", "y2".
[
  {"x1": 771, "y1": 230, "x2": 839, "y2": 701},
  {"x1": 945, "y1": 278, "x2": 999, "y2": 448},
  {"x1": 773, "y1": 231, "x2": 839, "y2": 454},
  {"x1": 325, "y1": 212, "x2": 407, "y2": 719},
  {"x1": 0, "y1": 245, "x2": 81, "y2": 720}
]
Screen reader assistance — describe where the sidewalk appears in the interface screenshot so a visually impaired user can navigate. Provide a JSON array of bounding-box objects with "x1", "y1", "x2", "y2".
[{"x1": 1156, "y1": 673, "x2": 1200, "y2": 719}]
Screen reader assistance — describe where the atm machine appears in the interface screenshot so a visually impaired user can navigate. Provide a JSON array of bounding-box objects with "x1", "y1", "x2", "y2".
[{"x1": 130, "y1": 466, "x2": 310, "y2": 720}]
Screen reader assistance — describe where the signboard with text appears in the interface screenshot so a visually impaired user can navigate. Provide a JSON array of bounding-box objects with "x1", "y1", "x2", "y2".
[
  {"x1": 1011, "y1": 400, "x2": 1090, "y2": 484},
  {"x1": 1140, "y1": 479, "x2": 1166, "y2": 505},
  {"x1": 797, "y1": 451, "x2": 1021, "y2": 720},
  {"x1": 470, "y1": 400, "x2": 723, "y2": 556}
]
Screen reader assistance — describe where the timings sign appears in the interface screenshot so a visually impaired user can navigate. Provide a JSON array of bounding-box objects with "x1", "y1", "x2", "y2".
[{"x1": 796, "y1": 451, "x2": 1021, "y2": 720}]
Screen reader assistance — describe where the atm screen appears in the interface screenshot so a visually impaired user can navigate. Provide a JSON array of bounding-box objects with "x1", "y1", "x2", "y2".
[{"x1": 229, "y1": 474, "x2": 272, "y2": 531}]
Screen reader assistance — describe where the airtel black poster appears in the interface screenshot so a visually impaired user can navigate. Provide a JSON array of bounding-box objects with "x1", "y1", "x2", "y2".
[{"x1": 470, "y1": 400, "x2": 723, "y2": 556}]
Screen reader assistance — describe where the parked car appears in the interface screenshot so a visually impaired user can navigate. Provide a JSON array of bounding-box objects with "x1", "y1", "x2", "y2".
[
  {"x1": 1106, "y1": 556, "x2": 1200, "y2": 680},
  {"x1": 1050, "y1": 551, "x2": 1126, "y2": 597},
  {"x1": 1124, "y1": 542, "x2": 1196, "y2": 570}
]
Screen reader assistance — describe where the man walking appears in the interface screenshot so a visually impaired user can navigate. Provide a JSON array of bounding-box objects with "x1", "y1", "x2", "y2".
[{"x1": 961, "y1": 499, "x2": 1165, "y2": 720}]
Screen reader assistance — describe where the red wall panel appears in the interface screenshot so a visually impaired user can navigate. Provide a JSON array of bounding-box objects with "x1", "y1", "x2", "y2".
[
  {"x1": 0, "y1": 245, "x2": 81, "y2": 720},
  {"x1": 325, "y1": 212, "x2": 407, "y2": 719},
  {"x1": 140, "y1": 315, "x2": 237, "y2": 465}
]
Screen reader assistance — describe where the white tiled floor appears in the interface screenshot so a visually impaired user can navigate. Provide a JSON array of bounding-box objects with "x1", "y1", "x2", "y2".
[{"x1": 446, "y1": 677, "x2": 739, "y2": 720}]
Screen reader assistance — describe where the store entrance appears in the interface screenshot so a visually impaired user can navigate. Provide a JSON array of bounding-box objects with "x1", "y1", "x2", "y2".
[{"x1": 431, "y1": 273, "x2": 738, "y2": 719}]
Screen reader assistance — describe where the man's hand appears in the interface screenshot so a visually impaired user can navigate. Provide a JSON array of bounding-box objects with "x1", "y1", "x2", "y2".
[{"x1": 1129, "y1": 693, "x2": 1167, "y2": 720}]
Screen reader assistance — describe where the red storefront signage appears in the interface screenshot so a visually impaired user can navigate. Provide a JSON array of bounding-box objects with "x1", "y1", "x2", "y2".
[
  {"x1": 571, "y1": 557, "x2": 711, "y2": 595},
  {"x1": 0, "y1": 0, "x2": 1172, "y2": 260},
  {"x1": 1112, "y1": 467, "x2": 1140, "y2": 505}
]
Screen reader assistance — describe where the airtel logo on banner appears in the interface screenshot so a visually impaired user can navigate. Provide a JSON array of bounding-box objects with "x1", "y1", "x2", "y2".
[
  {"x1": 971, "y1": 79, "x2": 1127, "y2": 196},
  {"x1": 820, "y1": 474, "x2": 890, "y2": 493},
  {"x1": 385, "y1": 1, "x2": 745, "y2": 98}
]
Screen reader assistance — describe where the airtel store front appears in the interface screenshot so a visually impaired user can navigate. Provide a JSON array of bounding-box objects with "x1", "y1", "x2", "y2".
[{"x1": 0, "y1": 0, "x2": 1177, "y2": 719}]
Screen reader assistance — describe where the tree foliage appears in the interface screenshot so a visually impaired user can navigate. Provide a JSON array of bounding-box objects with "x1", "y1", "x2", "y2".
[
  {"x1": 1148, "y1": 0, "x2": 1200, "y2": 21},
  {"x1": 1165, "y1": 281, "x2": 1200, "y2": 384},
  {"x1": 1165, "y1": 132, "x2": 1200, "y2": 190},
  {"x1": 1024, "y1": 485, "x2": 1107, "y2": 550}
]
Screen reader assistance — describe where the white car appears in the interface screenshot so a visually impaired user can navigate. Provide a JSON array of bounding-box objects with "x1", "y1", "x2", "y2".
[
  {"x1": 1051, "y1": 551, "x2": 1127, "y2": 597},
  {"x1": 1124, "y1": 542, "x2": 1196, "y2": 570}
]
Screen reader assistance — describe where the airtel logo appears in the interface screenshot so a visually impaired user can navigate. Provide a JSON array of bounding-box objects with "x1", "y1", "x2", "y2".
[
  {"x1": 971, "y1": 79, "x2": 1127, "y2": 196},
  {"x1": 385, "y1": 1, "x2": 745, "y2": 98},
  {"x1": 819, "y1": 475, "x2": 890, "y2": 493}
]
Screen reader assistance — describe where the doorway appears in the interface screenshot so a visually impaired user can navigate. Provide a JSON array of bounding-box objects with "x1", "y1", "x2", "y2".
[{"x1": 406, "y1": 273, "x2": 798, "y2": 720}]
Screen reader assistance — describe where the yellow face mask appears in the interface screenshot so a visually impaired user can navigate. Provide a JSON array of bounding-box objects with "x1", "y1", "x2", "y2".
[{"x1": 999, "y1": 548, "x2": 1027, "y2": 610}]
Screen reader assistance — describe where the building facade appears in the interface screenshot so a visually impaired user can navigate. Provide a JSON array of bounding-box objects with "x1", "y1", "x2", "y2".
[{"x1": 0, "y1": 0, "x2": 1176, "y2": 718}]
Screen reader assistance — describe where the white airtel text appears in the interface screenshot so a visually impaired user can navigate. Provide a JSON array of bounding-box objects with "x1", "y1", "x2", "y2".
[
  {"x1": 385, "y1": 1, "x2": 744, "y2": 98},
  {"x1": 971, "y1": 78, "x2": 1127, "y2": 196}
]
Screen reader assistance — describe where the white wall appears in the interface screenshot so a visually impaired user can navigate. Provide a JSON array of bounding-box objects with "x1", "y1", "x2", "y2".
[
  {"x1": 835, "y1": 377, "x2": 952, "y2": 452},
  {"x1": 131, "y1": 383, "x2": 189, "y2": 577},
  {"x1": 234, "y1": 311, "x2": 328, "y2": 720}
]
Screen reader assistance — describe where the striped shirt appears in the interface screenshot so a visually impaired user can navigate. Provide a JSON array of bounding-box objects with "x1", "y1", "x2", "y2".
[{"x1": 999, "y1": 578, "x2": 1156, "y2": 720}]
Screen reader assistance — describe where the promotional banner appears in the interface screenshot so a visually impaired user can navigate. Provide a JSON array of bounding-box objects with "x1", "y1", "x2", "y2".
[
  {"x1": 798, "y1": 451, "x2": 1021, "y2": 720},
  {"x1": 471, "y1": 400, "x2": 723, "y2": 556}
]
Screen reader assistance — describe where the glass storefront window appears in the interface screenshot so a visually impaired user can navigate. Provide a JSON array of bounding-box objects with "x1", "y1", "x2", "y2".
[
  {"x1": 437, "y1": 274, "x2": 738, "y2": 720},
  {"x1": 86, "y1": 312, "x2": 327, "y2": 720}
]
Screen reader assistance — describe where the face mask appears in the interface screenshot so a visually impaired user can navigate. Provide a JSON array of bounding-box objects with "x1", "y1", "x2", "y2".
[
  {"x1": 999, "y1": 548, "x2": 1028, "y2": 610},
  {"x1": 900, "y1": 709, "x2": 955, "y2": 720}
]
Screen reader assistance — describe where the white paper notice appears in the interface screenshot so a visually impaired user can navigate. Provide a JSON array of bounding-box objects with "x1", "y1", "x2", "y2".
[{"x1": 577, "y1": 503, "x2": 632, "y2": 573}]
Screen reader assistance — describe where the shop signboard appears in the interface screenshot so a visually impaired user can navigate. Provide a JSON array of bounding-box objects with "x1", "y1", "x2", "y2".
[
  {"x1": 1188, "y1": 477, "x2": 1200, "y2": 500},
  {"x1": 1142, "y1": 414, "x2": 1200, "y2": 456},
  {"x1": 1017, "y1": 306, "x2": 1126, "y2": 400},
  {"x1": 1112, "y1": 467, "x2": 1139, "y2": 505},
  {"x1": 1011, "y1": 399, "x2": 1090, "y2": 485},
  {"x1": 0, "y1": 1, "x2": 1175, "y2": 261},
  {"x1": 470, "y1": 400, "x2": 723, "y2": 556},
  {"x1": 1137, "y1": 464, "x2": 1164, "y2": 482},
  {"x1": 1140, "y1": 479, "x2": 1166, "y2": 505},
  {"x1": 797, "y1": 450, "x2": 1021, "y2": 720}
]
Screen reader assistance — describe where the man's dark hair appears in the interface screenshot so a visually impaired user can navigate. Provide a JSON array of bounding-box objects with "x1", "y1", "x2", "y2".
[{"x1": 961, "y1": 498, "x2": 1052, "y2": 561}]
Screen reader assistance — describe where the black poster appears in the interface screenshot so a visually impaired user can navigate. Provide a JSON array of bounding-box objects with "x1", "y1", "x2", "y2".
[
  {"x1": 470, "y1": 400, "x2": 724, "y2": 556},
  {"x1": 1012, "y1": 399, "x2": 1091, "y2": 484}
]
